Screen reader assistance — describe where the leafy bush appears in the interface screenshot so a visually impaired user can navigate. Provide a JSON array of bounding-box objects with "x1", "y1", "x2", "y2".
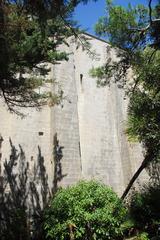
[
  {"x1": 130, "y1": 183, "x2": 160, "y2": 238},
  {"x1": 44, "y1": 180, "x2": 127, "y2": 240},
  {"x1": 137, "y1": 232, "x2": 149, "y2": 240}
]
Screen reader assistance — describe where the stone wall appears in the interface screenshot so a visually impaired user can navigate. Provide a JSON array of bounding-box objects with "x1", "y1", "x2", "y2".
[
  {"x1": 52, "y1": 34, "x2": 145, "y2": 195},
  {"x1": 0, "y1": 33, "x2": 146, "y2": 196}
]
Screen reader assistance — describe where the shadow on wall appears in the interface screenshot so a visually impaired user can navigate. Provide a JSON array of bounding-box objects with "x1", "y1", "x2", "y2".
[
  {"x1": 53, "y1": 133, "x2": 67, "y2": 192},
  {"x1": 0, "y1": 134, "x2": 66, "y2": 240}
]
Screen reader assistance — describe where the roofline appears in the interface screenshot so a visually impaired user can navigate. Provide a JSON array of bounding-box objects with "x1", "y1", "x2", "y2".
[
  {"x1": 82, "y1": 32, "x2": 110, "y2": 45},
  {"x1": 84, "y1": 32, "x2": 126, "y2": 52}
]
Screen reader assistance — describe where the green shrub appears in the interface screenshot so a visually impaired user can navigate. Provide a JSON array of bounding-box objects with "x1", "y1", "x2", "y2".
[
  {"x1": 130, "y1": 183, "x2": 160, "y2": 238},
  {"x1": 44, "y1": 180, "x2": 127, "y2": 240},
  {"x1": 137, "y1": 232, "x2": 149, "y2": 240}
]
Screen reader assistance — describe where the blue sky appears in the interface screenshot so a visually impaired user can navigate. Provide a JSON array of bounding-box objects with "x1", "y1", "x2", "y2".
[{"x1": 73, "y1": 0, "x2": 148, "y2": 34}]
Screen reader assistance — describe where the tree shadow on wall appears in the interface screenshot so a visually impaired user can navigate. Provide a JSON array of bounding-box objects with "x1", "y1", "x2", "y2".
[
  {"x1": 53, "y1": 133, "x2": 66, "y2": 192},
  {"x1": 0, "y1": 134, "x2": 66, "y2": 240}
]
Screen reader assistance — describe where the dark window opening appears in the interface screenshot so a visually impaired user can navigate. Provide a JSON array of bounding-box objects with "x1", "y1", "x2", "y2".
[
  {"x1": 38, "y1": 132, "x2": 44, "y2": 136},
  {"x1": 80, "y1": 74, "x2": 83, "y2": 84}
]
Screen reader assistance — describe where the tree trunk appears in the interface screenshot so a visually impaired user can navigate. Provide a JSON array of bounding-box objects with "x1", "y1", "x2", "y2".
[
  {"x1": 0, "y1": 134, "x2": 3, "y2": 189},
  {"x1": 121, "y1": 150, "x2": 153, "y2": 200}
]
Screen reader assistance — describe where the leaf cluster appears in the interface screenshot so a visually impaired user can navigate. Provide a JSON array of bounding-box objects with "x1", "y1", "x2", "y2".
[
  {"x1": 130, "y1": 183, "x2": 160, "y2": 238},
  {"x1": 44, "y1": 180, "x2": 127, "y2": 240},
  {"x1": 95, "y1": 1, "x2": 149, "y2": 50},
  {"x1": 0, "y1": 0, "x2": 95, "y2": 114},
  {"x1": 92, "y1": 0, "x2": 160, "y2": 175}
]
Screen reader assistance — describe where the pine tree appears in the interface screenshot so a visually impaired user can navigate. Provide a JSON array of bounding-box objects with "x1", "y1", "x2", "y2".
[
  {"x1": 93, "y1": 0, "x2": 160, "y2": 199},
  {"x1": 0, "y1": 0, "x2": 95, "y2": 114}
]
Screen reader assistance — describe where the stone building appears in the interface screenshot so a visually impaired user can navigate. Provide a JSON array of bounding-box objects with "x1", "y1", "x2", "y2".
[{"x1": 0, "y1": 33, "x2": 145, "y2": 197}]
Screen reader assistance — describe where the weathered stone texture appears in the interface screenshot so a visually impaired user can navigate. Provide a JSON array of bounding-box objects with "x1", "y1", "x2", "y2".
[
  {"x1": 0, "y1": 98, "x2": 54, "y2": 188},
  {"x1": 0, "y1": 34, "x2": 146, "y2": 195}
]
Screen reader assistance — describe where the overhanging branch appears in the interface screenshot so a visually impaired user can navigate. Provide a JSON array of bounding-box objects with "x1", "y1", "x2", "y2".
[
  {"x1": 149, "y1": 0, "x2": 153, "y2": 23},
  {"x1": 129, "y1": 0, "x2": 160, "y2": 33}
]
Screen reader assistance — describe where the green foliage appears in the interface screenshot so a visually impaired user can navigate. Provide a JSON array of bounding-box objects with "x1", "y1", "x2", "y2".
[
  {"x1": 44, "y1": 180, "x2": 127, "y2": 240},
  {"x1": 0, "y1": 0, "x2": 95, "y2": 114},
  {"x1": 126, "y1": 48, "x2": 160, "y2": 166},
  {"x1": 93, "y1": 0, "x2": 160, "y2": 147},
  {"x1": 127, "y1": 89, "x2": 160, "y2": 150},
  {"x1": 95, "y1": 1, "x2": 148, "y2": 50},
  {"x1": 0, "y1": 2, "x2": 70, "y2": 113},
  {"x1": 137, "y1": 232, "x2": 149, "y2": 240},
  {"x1": 130, "y1": 183, "x2": 160, "y2": 238},
  {"x1": 89, "y1": 66, "x2": 111, "y2": 87},
  {"x1": 92, "y1": 0, "x2": 160, "y2": 195}
]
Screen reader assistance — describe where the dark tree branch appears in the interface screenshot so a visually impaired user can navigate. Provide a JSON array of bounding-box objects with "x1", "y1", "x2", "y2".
[
  {"x1": 148, "y1": 48, "x2": 157, "y2": 63},
  {"x1": 121, "y1": 148, "x2": 155, "y2": 200}
]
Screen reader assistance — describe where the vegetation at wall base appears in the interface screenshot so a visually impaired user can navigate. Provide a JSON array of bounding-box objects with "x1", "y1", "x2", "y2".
[
  {"x1": 129, "y1": 182, "x2": 160, "y2": 240},
  {"x1": 44, "y1": 180, "x2": 127, "y2": 240}
]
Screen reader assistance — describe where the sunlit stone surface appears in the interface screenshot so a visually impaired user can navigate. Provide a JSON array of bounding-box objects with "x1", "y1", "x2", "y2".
[{"x1": 0, "y1": 34, "x2": 147, "y2": 196}]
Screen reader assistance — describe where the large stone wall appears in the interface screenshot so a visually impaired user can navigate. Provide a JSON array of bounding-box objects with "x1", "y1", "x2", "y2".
[
  {"x1": 0, "y1": 33, "x2": 145, "y2": 196},
  {"x1": 52, "y1": 34, "x2": 145, "y2": 195}
]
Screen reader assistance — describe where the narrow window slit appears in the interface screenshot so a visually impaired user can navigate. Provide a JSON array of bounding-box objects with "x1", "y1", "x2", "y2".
[{"x1": 80, "y1": 74, "x2": 83, "y2": 84}]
